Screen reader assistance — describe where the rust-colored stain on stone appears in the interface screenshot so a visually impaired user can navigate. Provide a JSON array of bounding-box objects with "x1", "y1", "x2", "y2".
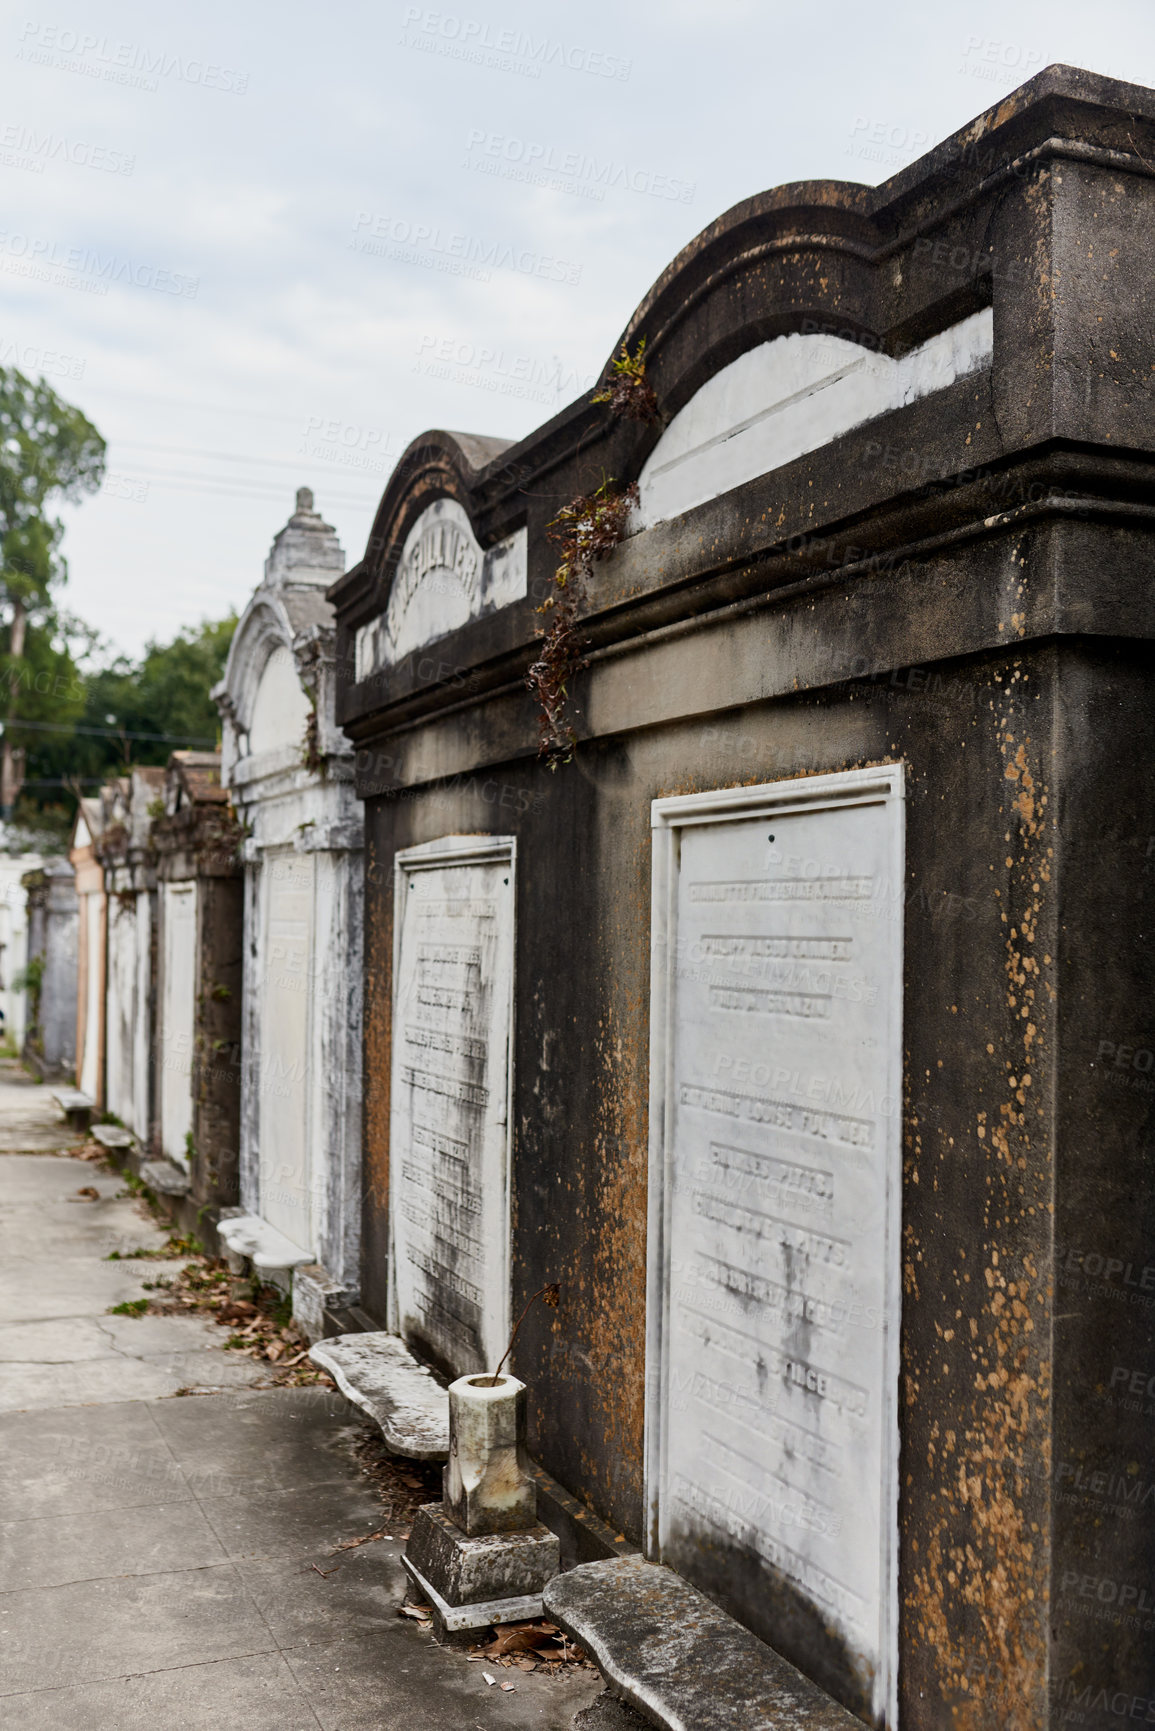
[{"x1": 905, "y1": 669, "x2": 1053, "y2": 1728}]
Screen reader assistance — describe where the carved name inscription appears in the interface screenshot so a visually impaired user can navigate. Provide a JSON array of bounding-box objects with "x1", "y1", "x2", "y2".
[
  {"x1": 390, "y1": 843, "x2": 514, "y2": 1377},
  {"x1": 650, "y1": 774, "x2": 902, "y2": 1725}
]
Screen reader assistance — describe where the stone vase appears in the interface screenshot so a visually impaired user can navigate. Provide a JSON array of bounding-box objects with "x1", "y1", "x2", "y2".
[{"x1": 444, "y1": 1372, "x2": 537, "y2": 1535}]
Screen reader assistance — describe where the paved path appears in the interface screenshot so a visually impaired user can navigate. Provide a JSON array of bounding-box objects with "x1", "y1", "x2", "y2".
[
  {"x1": 0, "y1": 1074, "x2": 608, "y2": 1728},
  {"x1": 0, "y1": 1062, "x2": 83, "y2": 1153}
]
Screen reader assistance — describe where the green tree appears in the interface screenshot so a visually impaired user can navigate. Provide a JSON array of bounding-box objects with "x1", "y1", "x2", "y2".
[
  {"x1": 0, "y1": 367, "x2": 105, "y2": 814},
  {"x1": 18, "y1": 615, "x2": 237, "y2": 814}
]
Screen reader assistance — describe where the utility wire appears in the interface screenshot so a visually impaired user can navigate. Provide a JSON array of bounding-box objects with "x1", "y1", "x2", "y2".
[{"x1": 1, "y1": 719, "x2": 216, "y2": 744}]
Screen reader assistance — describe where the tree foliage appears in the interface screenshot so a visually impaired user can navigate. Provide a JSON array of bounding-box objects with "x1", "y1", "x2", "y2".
[
  {"x1": 0, "y1": 367, "x2": 105, "y2": 604},
  {"x1": 19, "y1": 615, "x2": 238, "y2": 809}
]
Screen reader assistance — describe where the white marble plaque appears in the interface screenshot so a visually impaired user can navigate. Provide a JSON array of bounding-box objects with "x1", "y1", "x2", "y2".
[
  {"x1": 647, "y1": 767, "x2": 903, "y2": 1727},
  {"x1": 390, "y1": 836, "x2": 514, "y2": 1377},
  {"x1": 259, "y1": 850, "x2": 314, "y2": 1250}
]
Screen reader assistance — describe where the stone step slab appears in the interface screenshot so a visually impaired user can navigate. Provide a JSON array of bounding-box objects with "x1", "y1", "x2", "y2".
[
  {"x1": 308, "y1": 1330, "x2": 449, "y2": 1460},
  {"x1": 543, "y1": 1555, "x2": 863, "y2": 1731},
  {"x1": 92, "y1": 1125, "x2": 135, "y2": 1150},
  {"x1": 216, "y1": 1211, "x2": 312, "y2": 1271},
  {"x1": 139, "y1": 1159, "x2": 191, "y2": 1196}
]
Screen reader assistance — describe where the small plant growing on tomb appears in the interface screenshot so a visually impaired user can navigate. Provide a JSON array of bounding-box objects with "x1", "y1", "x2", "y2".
[
  {"x1": 592, "y1": 337, "x2": 661, "y2": 425},
  {"x1": 528, "y1": 482, "x2": 637, "y2": 766},
  {"x1": 300, "y1": 701, "x2": 324, "y2": 776},
  {"x1": 478, "y1": 1282, "x2": 561, "y2": 1386}
]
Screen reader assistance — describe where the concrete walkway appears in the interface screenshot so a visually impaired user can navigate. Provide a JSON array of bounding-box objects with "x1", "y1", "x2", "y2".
[{"x1": 0, "y1": 1066, "x2": 609, "y2": 1729}]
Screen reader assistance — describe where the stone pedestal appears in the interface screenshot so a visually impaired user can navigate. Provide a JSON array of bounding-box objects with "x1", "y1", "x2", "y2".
[{"x1": 402, "y1": 1371, "x2": 559, "y2": 1639}]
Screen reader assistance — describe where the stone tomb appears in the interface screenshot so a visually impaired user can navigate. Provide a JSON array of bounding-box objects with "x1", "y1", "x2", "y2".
[
  {"x1": 99, "y1": 768, "x2": 164, "y2": 1142},
  {"x1": 151, "y1": 751, "x2": 243, "y2": 1224},
  {"x1": 647, "y1": 769, "x2": 903, "y2": 1725},
  {"x1": 20, "y1": 860, "x2": 77, "y2": 1078},
  {"x1": 390, "y1": 836, "x2": 515, "y2": 1378},
  {"x1": 214, "y1": 489, "x2": 362, "y2": 1313},
  {"x1": 328, "y1": 69, "x2": 1155, "y2": 1727}
]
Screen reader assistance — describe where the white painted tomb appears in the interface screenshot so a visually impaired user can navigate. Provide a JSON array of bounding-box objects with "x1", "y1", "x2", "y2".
[
  {"x1": 389, "y1": 835, "x2": 515, "y2": 1378},
  {"x1": 646, "y1": 767, "x2": 904, "y2": 1728},
  {"x1": 215, "y1": 489, "x2": 363, "y2": 1309},
  {"x1": 0, "y1": 851, "x2": 40, "y2": 1052},
  {"x1": 101, "y1": 768, "x2": 164, "y2": 1142}
]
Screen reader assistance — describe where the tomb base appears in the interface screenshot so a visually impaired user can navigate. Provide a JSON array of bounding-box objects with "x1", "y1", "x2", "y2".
[{"x1": 403, "y1": 1503, "x2": 559, "y2": 1642}]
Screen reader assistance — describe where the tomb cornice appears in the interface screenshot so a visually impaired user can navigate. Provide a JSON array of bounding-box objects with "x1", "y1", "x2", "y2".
[
  {"x1": 333, "y1": 66, "x2": 1155, "y2": 747},
  {"x1": 339, "y1": 426, "x2": 1155, "y2": 761}
]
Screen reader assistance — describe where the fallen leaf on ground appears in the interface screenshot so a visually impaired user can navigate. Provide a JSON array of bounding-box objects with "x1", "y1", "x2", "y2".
[
  {"x1": 500, "y1": 1682, "x2": 517, "y2": 1691},
  {"x1": 398, "y1": 1603, "x2": 431, "y2": 1621},
  {"x1": 475, "y1": 1623, "x2": 558, "y2": 1657},
  {"x1": 482, "y1": 1672, "x2": 496, "y2": 1686},
  {"x1": 73, "y1": 1186, "x2": 99, "y2": 1200}
]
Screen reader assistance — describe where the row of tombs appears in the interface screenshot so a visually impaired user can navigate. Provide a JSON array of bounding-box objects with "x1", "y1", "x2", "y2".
[{"x1": 21, "y1": 68, "x2": 1155, "y2": 1731}]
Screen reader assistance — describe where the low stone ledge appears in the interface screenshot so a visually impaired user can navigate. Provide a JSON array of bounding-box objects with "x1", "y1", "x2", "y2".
[
  {"x1": 139, "y1": 1158, "x2": 190, "y2": 1196},
  {"x1": 216, "y1": 1211, "x2": 313, "y2": 1271},
  {"x1": 308, "y1": 1330, "x2": 449, "y2": 1460},
  {"x1": 51, "y1": 1088, "x2": 94, "y2": 1130},
  {"x1": 543, "y1": 1556, "x2": 863, "y2": 1731},
  {"x1": 92, "y1": 1124, "x2": 135, "y2": 1150}
]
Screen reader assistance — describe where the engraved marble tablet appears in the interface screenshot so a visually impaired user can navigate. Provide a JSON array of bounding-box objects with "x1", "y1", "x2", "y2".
[
  {"x1": 390, "y1": 836, "x2": 515, "y2": 1378},
  {"x1": 647, "y1": 768, "x2": 903, "y2": 1728}
]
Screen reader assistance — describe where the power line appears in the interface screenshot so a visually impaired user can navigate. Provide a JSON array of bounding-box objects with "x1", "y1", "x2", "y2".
[{"x1": 2, "y1": 719, "x2": 216, "y2": 744}]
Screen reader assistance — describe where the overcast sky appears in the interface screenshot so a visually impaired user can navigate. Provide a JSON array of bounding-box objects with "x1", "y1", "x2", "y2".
[{"x1": 2, "y1": 0, "x2": 1151, "y2": 658}]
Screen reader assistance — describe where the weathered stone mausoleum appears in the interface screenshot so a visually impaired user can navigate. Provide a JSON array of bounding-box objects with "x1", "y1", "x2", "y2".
[
  {"x1": 151, "y1": 751, "x2": 243, "y2": 1223},
  {"x1": 214, "y1": 490, "x2": 363, "y2": 1320},
  {"x1": 320, "y1": 63, "x2": 1155, "y2": 1731}
]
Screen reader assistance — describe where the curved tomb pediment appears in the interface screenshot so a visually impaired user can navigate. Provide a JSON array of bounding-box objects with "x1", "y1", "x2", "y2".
[{"x1": 354, "y1": 497, "x2": 526, "y2": 680}]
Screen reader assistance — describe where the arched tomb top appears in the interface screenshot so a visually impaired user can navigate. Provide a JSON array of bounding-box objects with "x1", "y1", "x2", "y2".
[
  {"x1": 354, "y1": 497, "x2": 526, "y2": 680},
  {"x1": 249, "y1": 641, "x2": 311, "y2": 756}
]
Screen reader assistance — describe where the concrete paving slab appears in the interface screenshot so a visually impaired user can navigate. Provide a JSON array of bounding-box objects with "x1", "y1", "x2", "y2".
[
  {"x1": 0, "y1": 1067, "x2": 83, "y2": 1153},
  {"x1": 149, "y1": 1385, "x2": 361, "y2": 1496},
  {"x1": 0, "y1": 1315, "x2": 122, "y2": 1364},
  {"x1": 283, "y1": 1628, "x2": 607, "y2": 1730},
  {"x1": 197, "y1": 1474, "x2": 387, "y2": 1561},
  {"x1": 0, "y1": 1150, "x2": 106, "y2": 1199},
  {"x1": 98, "y1": 1311, "x2": 226, "y2": 1355},
  {"x1": 236, "y1": 1543, "x2": 399, "y2": 1647},
  {"x1": 0, "y1": 1498, "x2": 228, "y2": 1591},
  {"x1": 0, "y1": 1563, "x2": 270, "y2": 1693},
  {"x1": 0, "y1": 1255, "x2": 168, "y2": 1327},
  {"x1": 0, "y1": 1653, "x2": 321, "y2": 1730}
]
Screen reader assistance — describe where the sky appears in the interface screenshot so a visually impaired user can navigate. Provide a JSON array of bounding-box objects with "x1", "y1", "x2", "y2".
[{"x1": 2, "y1": 0, "x2": 1153, "y2": 658}]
